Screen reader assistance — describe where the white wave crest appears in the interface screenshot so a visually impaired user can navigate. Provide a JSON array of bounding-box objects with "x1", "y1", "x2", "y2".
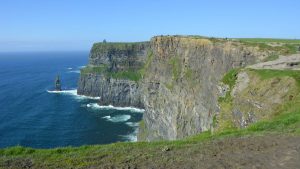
[
  {"x1": 120, "y1": 127, "x2": 139, "y2": 142},
  {"x1": 86, "y1": 103, "x2": 144, "y2": 113},
  {"x1": 67, "y1": 67, "x2": 73, "y2": 70},
  {"x1": 47, "y1": 89, "x2": 100, "y2": 100},
  {"x1": 68, "y1": 70, "x2": 80, "y2": 73},
  {"x1": 102, "y1": 115, "x2": 131, "y2": 122},
  {"x1": 47, "y1": 89, "x2": 77, "y2": 94},
  {"x1": 78, "y1": 65, "x2": 86, "y2": 69},
  {"x1": 125, "y1": 122, "x2": 139, "y2": 127}
]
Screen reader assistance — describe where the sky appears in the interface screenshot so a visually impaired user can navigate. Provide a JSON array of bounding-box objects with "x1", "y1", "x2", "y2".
[{"x1": 0, "y1": 0, "x2": 299, "y2": 52}]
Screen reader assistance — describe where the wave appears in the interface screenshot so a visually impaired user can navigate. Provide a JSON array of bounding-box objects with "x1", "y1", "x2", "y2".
[
  {"x1": 47, "y1": 89, "x2": 100, "y2": 100},
  {"x1": 125, "y1": 122, "x2": 139, "y2": 127},
  {"x1": 67, "y1": 67, "x2": 73, "y2": 70},
  {"x1": 120, "y1": 127, "x2": 139, "y2": 142},
  {"x1": 68, "y1": 70, "x2": 80, "y2": 73},
  {"x1": 102, "y1": 115, "x2": 131, "y2": 122},
  {"x1": 78, "y1": 65, "x2": 86, "y2": 69},
  {"x1": 86, "y1": 103, "x2": 145, "y2": 113},
  {"x1": 47, "y1": 89, "x2": 77, "y2": 94},
  {"x1": 120, "y1": 122, "x2": 140, "y2": 142}
]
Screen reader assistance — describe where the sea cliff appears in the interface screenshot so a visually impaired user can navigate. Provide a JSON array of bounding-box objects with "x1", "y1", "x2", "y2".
[
  {"x1": 78, "y1": 35, "x2": 295, "y2": 141},
  {"x1": 139, "y1": 36, "x2": 268, "y2": 140},
  {"x1": 77, "y1": 42, "x2": 149, "y2": 107}
]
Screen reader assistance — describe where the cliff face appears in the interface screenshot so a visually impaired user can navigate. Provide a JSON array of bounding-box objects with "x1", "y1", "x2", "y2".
[
  {"x1": 78, "y1": 74, "x2": 143, "y2": 107},
  {"x1": 139, "y1": 36, "x2": 267, "y2": 140},
  {"x1": 88, "y1": 42, "x2": 149, "y2": 70},
  {"x1": 78, "y1": 36, "x2": 277, "y2": 141},
  {"x1": 77, "y1": 42, "x2": 149, "y2": 107}
]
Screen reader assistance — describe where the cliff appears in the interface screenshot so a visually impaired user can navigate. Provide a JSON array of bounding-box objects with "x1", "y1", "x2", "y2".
[
  {"x1": 77, "y1": 42, "x2": 149, "y2": 107},
  {"x1": 139, "y1": 36, "x2": 269, "y2": 140},
  {"x1": 78, "y1": 36, "x2": 296, "y2": 141}
]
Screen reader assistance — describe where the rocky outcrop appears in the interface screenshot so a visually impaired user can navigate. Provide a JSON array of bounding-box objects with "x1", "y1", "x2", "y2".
[{"x1": 217, "y1": 69, "x2": 298, "y2": 129}]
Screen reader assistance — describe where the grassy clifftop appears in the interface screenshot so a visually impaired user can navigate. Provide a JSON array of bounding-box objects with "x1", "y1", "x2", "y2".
[
  {"x1": 236, "y1": 38, "x2": 300, "y2": 58},
  {"x1": 91, "y1": 42, "x2": 149, "y2": 54}
]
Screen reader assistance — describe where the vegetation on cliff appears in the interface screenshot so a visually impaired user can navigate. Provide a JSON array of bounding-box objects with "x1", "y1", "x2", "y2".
[
  {"x1": 90, "y1": 42, "x2": 149, "y2": 59},
  {"x1": 80, "y1": 66, "x2": 142, "y2": 82},
  {"x1": 80, "y1": 50, "x2": 154, "y2": 82},
  {"x1": 217, "y1": 68, "x2": 300, "y2": 131},
  {"x1": 237, "y1": 38, "x2": 300, "y2": 57}
]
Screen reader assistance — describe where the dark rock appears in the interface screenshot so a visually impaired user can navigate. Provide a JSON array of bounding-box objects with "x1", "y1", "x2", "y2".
[{"x1": 55, "y1": 75, "x2": 61, "y2": 91}]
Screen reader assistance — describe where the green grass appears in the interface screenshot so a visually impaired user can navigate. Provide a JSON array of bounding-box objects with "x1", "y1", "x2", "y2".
[
  {"x1": 165, "y1": 83, "x2": 174, "y2": 90},
  {"x1": 235, "y1": 38, "x2": 300, "y2": 55},
  {"x1": 184, "y1": 67, "x2": 193, "y2": 80},
  {"x1": 221, "y1": 68, "x2": 239, "y2": 90},
  {"x1": 248, "y1": 69, "x2": 300, "y2": 87},
  {"x1": 236, "y1": 38, "x2": 300, "y2": 44},
  {"x1": 106, "y1": 70, "x2": 142, "y2": 82},
  {"x1": 262, "y1": 54, "x2": 279, "y2": 62},
  {"x1": 217, "y1": 69, "x2": 239, "y2": 129},
  {"x1": 81, "y1": 65, "x2": 142, "y2": 82},
  {"x1": 80, "y1": 65, "x2": 108, "y2": 74}
]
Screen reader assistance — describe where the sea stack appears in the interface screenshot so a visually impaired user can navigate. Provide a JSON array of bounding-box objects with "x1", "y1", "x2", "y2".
[{"x1": 55, "y1": 75, "x2": 61, "y2": 91}]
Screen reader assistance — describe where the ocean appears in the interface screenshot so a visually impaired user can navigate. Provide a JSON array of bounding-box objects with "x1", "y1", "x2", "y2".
[{"x1": 0, "y1": 52, "x2": 143, "y2": 148}]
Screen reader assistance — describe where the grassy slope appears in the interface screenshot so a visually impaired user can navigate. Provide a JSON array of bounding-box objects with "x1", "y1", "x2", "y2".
[
  {"x1": 234, "y1": 38, "x2": 300, "y2": 58},
  {"x1": 236, "y1": 38, "x2": 300, "y2": 44},
  {"x1": 1, "y1": 69, "x2": 300, "y2": 168}
]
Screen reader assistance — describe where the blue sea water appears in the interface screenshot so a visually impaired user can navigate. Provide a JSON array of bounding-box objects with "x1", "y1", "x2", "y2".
[{"x1": 0, "y1": 52, "x2": 143, "y2": 148}]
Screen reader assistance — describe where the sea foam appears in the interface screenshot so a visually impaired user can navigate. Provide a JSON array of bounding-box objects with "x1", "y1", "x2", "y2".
[
  {"x1": 47, "y1": 89, "x2": 100, "y2": 100},
  {"x1": 102, "y1": 115, "x2": 131, "y2": 122},
  {"x1": 120, "y1": 127, "x2": 139, "y2": 142},
  {"x1": 125, "y1": 122, "x2": 139, "y2": 127},
  {"x1": 87, "y1": 103, "x2": 145, "y2": 113},
  {"x1": 68, "y1": 70, "x2": 80, "y2": 73}
]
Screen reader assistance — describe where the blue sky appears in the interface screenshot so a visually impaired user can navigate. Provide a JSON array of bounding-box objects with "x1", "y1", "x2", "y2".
[{"x1": 0, "y1": 0, "x2": 299, "y2": 51}]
